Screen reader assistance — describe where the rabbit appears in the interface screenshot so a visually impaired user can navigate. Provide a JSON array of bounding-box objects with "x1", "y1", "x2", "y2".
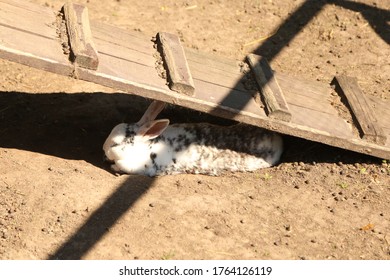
[{"x1": 103, "y1": 101, "x2": 283, "y2": 176}]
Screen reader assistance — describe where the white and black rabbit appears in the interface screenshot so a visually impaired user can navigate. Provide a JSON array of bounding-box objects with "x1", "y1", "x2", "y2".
[{"x1": 103, "y1": 101, "x2": 283, "y2": 176}]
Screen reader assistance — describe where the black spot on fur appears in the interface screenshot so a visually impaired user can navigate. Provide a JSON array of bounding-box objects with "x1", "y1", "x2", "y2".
[
  {"x1": 150, "y1": 135, "x2": 165, "y2": 144},
  {"x1": 150, "y1": 152, "x2": 159, "y2": 171},
  {"x1": 177, "y1": 134, "x2": 186, "y2": 142},
  {"x1": 175, "y1": 145, "x2": 183, "y2": 152},
  {"x1": 172, "y1": 134, "x2": 191, "y2": 152},
  {"x1": 124, "y1": 125, "x2": 136, "y2": 144},
  {"x1": 172, "y1": 158, "x2": 177, "y2": 164},
  {"x1": 125, "y1": 125, "x2": 136, "y2": 138},
  {"x1": 168, "y1": 138, "x2": 174, "y2": 146},
  {"x1": 150, "y1": 153, "x2": 157, "y2": 160}
]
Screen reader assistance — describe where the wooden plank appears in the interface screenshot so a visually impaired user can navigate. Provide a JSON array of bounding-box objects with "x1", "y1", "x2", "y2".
[
  {"x1": 91, "y1": 22, "x2": 156, "y2": 68},
  {"x1": 288, "y1": 103, "x2": 353, "y2": 138},
  {"x1": 276, "y1": 73, "x2": 337, "y2": 115},
  {"x1": 186, "y1": 54, "x2": 339, "y2": 116},
  {"x1": 247, "y1": 54, "x2": 292, "y2": 122},
  {"x1": 0, "y1": 1, "x2": 72, "y2": 76},
  {"x1": 0, "y1": 1, "x2": 55, "y2": 39},
  {"x1": 63, "y1": 2, "x2": 99, "y2": 70},
  {"x1": 157, "y1": 32, "x2": 195, "y2": 96},
  {"x1": 333, "y1": 76, "x2": 386, "y2": 145},
  {"x1": 0, "y1": 27, "x2": 73, "y2": 76},
  {"x1": 0, "y1": 0, "x2": 54, "y2": 15},
  {"x1": 367, "y1": 96, "x2": 390, "y2": 131},
  {"x1": 186, "y1": 48, "x2": 241, "y2": 74},
  {"x1": 87, "y1": 49, "x2": 168, "y2": 90},
  {"x1": 276, "y1": 72, "x2": 332, "y2": 101},
  {"x1": 91, "y1": 21, "x2": 155, "y2": 57}
]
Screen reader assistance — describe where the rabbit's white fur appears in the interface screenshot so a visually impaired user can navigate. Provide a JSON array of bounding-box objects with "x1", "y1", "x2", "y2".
[{"x1": 103, "y1": 101, "x2": 283, "y2": 176}]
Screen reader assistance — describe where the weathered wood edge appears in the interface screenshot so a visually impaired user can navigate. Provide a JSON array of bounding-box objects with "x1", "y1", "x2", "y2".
[
  {"x1": 333, "y1": 76, "x2": 386, "y2": 145},
  {"x1": 157, "y1": 32, "x2": 195, "y2": 96},
  {"x1": 63, "y1": 2, "x2": 99, "y2": 70},
  {"x1": 246, "y1": 54, "x2": 292, "y2": 122}
]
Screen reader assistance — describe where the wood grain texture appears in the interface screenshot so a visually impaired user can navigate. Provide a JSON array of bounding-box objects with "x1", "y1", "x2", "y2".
[
  {"x1": 157, "y1": 32, "x2": 195, "y2": 96},
  {"x1": 63, "y1": 2, "x2": 99, "y2": 70},
  {"x1": 0, "y1": 0, "x2": 73, "y2": 75},
  {"x1": 333, "y1": 76, "x2": 386, "y2": 145},
  {"x1": 246, "y1": 54, "x2": 292, "y2": 122}
]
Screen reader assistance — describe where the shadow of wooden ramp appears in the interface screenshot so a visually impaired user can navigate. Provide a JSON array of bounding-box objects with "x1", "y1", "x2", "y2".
[{"x1": 0, "y1": 0, "x2": 389, "y2": 160}]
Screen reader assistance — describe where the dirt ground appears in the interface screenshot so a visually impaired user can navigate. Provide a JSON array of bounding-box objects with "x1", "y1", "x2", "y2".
[{"x1": 1, "y1": 0, "x2": 389, "y2": 260}]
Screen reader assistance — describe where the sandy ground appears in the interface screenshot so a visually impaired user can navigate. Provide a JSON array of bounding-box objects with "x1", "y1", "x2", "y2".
[{"x1": 0, "y1": 0, "x2": 389, "y2": 260}]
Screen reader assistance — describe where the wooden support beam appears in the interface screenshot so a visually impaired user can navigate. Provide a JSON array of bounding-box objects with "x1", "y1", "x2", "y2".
[
  {"x1": 333, "y1": 76, "x2": 386, "y2": 145},
  {"x1": 247, "y1": 54, "x2": 292, "y2": 122},
  {"x1": 63, "y1": 2, "x2": 99, "y2": 70},
  {"x1": 157, "y1": 32, "x2": 195, "y2": 96}
]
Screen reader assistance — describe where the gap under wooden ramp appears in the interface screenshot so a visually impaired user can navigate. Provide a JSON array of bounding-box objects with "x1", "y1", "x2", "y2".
[{"x1": 0, "y1": 0, "x2": 389, "y2": 160}]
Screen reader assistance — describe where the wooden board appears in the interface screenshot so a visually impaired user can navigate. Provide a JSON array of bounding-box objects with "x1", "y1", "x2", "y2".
[
  {"x1": 0, "y1": 0, "x2": 73, "y2": 76},
  {"x1": 62, "y1": 2, "x2": 99, "y2": 70},
  {"x1": 0, "y1": 0, "x2": 389, "y2": 160},
  {"x1": 247, "y1": 54, "x2": 292, "y2": 122},
  {"x1": 157, "y1": 32, "x2": 195, "y2": 96},
  {"x1": 333, "y1": 76, "x2": 386, "y2": 145}
]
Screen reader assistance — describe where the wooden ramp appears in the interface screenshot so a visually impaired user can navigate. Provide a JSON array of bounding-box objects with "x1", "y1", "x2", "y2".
[{"x1": 0, "y1": 0, "x2": 389, "y2": 160}]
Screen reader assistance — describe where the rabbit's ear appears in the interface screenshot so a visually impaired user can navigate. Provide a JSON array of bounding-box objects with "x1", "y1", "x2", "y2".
[
  {"x1": 138, "y1": 119, "x2": 170, "y2": 140},
  {"x1": 137, "y1": 100, "x2": 166, "y2": 126}
]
